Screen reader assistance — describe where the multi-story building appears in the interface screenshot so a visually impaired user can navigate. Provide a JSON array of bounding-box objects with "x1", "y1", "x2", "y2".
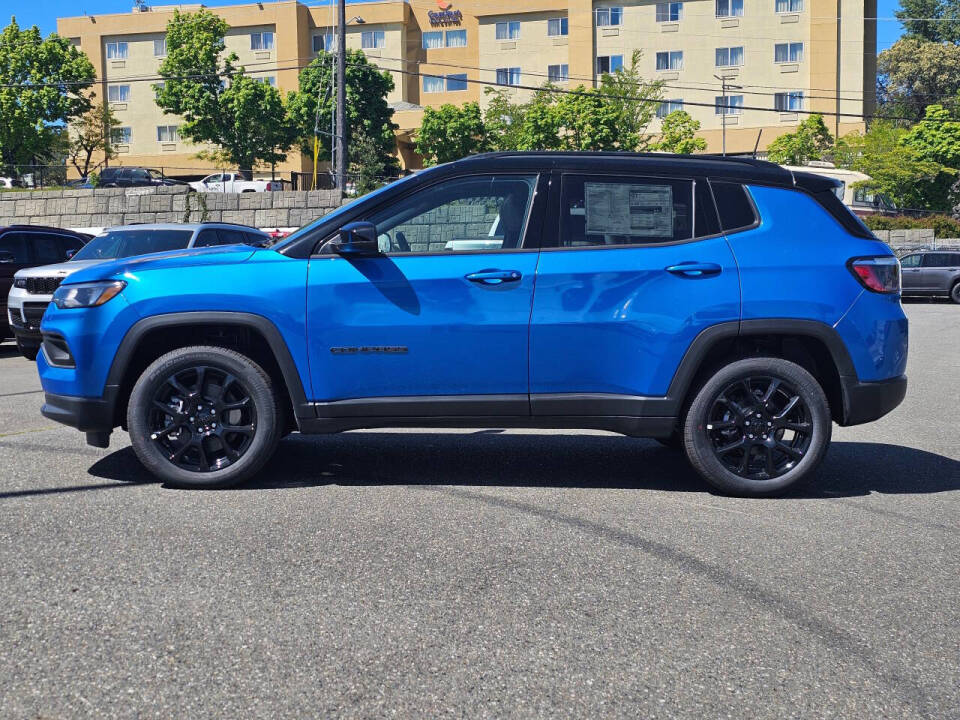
[{"x1": 57, "y1": 0, "x2": 876, "y2": 176}]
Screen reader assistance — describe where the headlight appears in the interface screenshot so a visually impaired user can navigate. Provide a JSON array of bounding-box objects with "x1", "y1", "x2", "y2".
[
  {"x1": 52, "y1": 281, "x2": 126, "y2": 309},
  {"x1": 13, "y1": 278, "x2": 26, "y2": 289}
]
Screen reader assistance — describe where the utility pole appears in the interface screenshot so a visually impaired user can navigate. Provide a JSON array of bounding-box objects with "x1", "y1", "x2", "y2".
[
  {"x1": 714, "y1": 74, "x2": 742, "y2": 157},
  {"x1": 335, "y1": 0, "x2": 347, "y2": 192}
]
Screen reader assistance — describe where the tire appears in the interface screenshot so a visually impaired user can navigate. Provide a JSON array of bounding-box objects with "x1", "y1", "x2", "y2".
[
  {"x1": 16, "y1": 339, "x2": 39, "y2": 361},
  {"x1": 951, "y1": 281, "x2": 960, "y2": 305},
  {"x1": 682, "y1": 357, "x2": 832, "y2": 496},
  {"x1": 127, "y1": 346, "x2": 281, "y2": 488}
]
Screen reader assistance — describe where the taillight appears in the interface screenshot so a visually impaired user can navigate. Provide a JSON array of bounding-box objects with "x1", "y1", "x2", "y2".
[{"x1": 848, "y1": 256, "x2": 900, "y2": 294}]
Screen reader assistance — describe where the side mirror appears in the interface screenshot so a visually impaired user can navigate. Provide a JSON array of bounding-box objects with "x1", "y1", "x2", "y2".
[
  {"x1": 66, "y1": 248, "x2": 78, "y2": 260},
  {"x1": 0, "y1": 251, "x2": 15, "y2": 264},
  {"x1": 332, "y1": 221, "x2": 380, "y2": 256}
]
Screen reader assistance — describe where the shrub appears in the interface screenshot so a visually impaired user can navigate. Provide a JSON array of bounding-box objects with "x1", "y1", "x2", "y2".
[{"x1": 863, "y1": 214, "x2": 960, "y2": 237}]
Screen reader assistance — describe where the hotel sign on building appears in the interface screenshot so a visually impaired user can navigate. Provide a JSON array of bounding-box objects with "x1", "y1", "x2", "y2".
[{"x1": 58, "y1": 0, "x2": 875, "y2": 175}]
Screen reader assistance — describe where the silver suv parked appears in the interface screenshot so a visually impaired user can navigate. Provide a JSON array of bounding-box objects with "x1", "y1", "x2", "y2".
[
  {"x1": 899, "y1": 250, "x2": 960, "y2": 304},
  {"x1": 7, "y1": 223, "x2": 270, "y2": 360}
]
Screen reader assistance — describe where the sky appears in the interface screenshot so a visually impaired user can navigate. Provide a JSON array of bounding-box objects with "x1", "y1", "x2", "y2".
[{"x1": 7, "y1": 0, "x2": 907, "y2": 53}]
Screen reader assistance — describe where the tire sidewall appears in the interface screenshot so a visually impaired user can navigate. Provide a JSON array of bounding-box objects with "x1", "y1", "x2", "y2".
[
  {"x1": 951, "y1": 282, "x2": 960, "y2": 304},
  {"x1": 683, "y1": 358, "x2": 832, "y2": 496},
  {"x1": 127, "y1": 347, "x2": 279, "y2": 488}
]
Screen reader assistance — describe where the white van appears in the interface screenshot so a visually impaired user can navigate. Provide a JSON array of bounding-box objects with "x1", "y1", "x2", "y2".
[{"x1": 780, "y1": 162, "x2": 897, "y2": 216}]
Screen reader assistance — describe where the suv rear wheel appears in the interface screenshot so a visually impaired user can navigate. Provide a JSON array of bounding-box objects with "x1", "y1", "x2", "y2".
[
  {"x1": 127, "y1": 346, "x2": 281, "y2": 488},
  {"x1": 682, "y1": 357, "x2": 832, "y2": 496},
  {"x1": 951, "y1": 281, "x2": 960, "y2": 305}
]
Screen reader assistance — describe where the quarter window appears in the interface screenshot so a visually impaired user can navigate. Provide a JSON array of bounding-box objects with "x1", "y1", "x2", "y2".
[
  {"x1": 656, "y1": 2, "x2": 683, "y2": 21},
  {"x1": 711, "y1": 182, "x2": 757, "y2": 231},
  {"x1": 364, "y1": 175, "x2": 538, "y2": 254},
  {"x1": 560, "y1": 175, "x2": 695, "y2": 247},
  {"x1": 548, "y1": 17, "x2": 569, "y2": 36},
  {"x1": 495, "y1": 21, "x2": 521, "y2": 40}
]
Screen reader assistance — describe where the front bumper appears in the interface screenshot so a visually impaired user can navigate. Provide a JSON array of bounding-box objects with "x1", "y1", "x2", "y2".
[
  {"x1": 840, "y1": 374, "x2": 907, "y2": 426},
  {"x1": 41, "y1": 389, "x2": 118, "y2": 447}
]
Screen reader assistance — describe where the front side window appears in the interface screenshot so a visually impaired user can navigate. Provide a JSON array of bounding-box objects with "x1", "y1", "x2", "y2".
[
  {"x1": 548, "y1": 64, "x2": 569, "y2": 82},
  {"x1": 775, "y1": 42, "x2": 804, "y2": 62},
  {"x1": 657, "y1": 99, "x2": 684, "y2": 118},
  {"x1": 776, "y1": 0, "x2": 803, "y2": 11},
  {"x1": 496, "y1": 21, "x2": 521, "y2": 40},
  {"x1": 774, "y1": 91, "x2": 803, "y2": 111},
  {"x1": 71, "y1": 229, "x2": 193, "y2": 261},
  {"x1": 154, "y1": 38, "x2": 167, "y2": 57},
  {"x1": 110, "y1": 127, "x2": 132, "y2": 144},
  {"x1": 157, "y1": 125, "x2": 180, "y2": 142},
  {"x1": 108, "y1": 85, "x2": 130, "y2": 103},
  {"x1": 899, "y1": 254, "x2": 921, "y2": 268},
  {"x1": 445, "y1": 30, "x2": 467, "y2": 47},
  {"x1": 597, "y1": 55, "x2": 624, "y2": 74},
  {"x1": 715, "y1": 0, "x2": 744, "y2": 16},
  {"x1": 715, "y1": 95, "x2": 744, "y2": 115},
  {"x1": 560, "y1": 175, "x2": 694, "y2": 247},
  {"x1": 250, "y1": 32, "x2": 274, "y2": 51},
  {"x1": 364, "y1": 175, "x2": 538, "y2": 254},
  {"x1": 105, "y1": 42, "x2": 128, "y2": 59},
  {"x1": 361, "y1": 30, "x2": 385, "y2": 49},
  {"x1": 422, "y1": 31, "x2": 443, "y2": 49},
  {"x1": 656, "y1": 2, "x2": 683, "y2": 21},
  {"x1": 656, "y1": 51, "x2": 683, "y2": 71},
  {"x1": 596, "y1": 7, "x2": 624, "y2": 26},
  {"x1": 0, "y1": 233, "x2": 30, "y2": 263},
  {"x1": 548, "y1": 17, "x2": 569, "y2": 36},
  {"x1": 496, "y1": 67, "x2": 521, "y2": 86},
  {"x1": 715, "y1": 46, "x2": 744, "y2": 67}
]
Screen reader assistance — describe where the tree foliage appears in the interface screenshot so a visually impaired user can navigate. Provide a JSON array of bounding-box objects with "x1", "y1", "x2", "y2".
[
  {"x1": 0, "y1": 17, "x2": 96, "y2": 169},
  {"x1": 287, "y1": 51, "x2": 398, "y2": 176},
  {"x1": 415, "y1": 102, "x2": 486, "y2": 165},
  {"x1": 67, "y1": 98, "x2": 118, "y2": 178},
  {"x1": 155, "y1": 9, "x2": 293, "y2": 171},
  {"x1": 895, "y1": 0, "x2": 960, "y2": 43},
  {"x1": 901, "y1": 104, "x2": 960, "y2": 167},
  {"x1": 765, "y1": 114, "x2": 834, "y2": 165},
  {"x1": 877, "y1": 37, "x2": 960, "y2": 120},
  {"x1": 652, "y1": 110, "x2": 707, "y2": 154}
]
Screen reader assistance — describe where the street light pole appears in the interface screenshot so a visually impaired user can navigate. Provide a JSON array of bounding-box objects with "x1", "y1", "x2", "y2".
[
  {"x1": 714, "y1": 74, "x2": 742, "y2": 157},
  {"x1": 335, "y1": 0, "x2": 347, "y2": 191}
]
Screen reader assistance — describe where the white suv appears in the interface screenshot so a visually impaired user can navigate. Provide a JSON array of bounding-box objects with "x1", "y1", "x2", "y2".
[{"x1": 8, "y1": 222, "x2": 270, "y2": 360}]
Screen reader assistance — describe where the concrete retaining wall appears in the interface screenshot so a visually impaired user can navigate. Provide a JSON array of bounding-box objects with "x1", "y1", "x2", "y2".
[{"x1": 0, "y1": 186, "x2": 342, "y2": 232}]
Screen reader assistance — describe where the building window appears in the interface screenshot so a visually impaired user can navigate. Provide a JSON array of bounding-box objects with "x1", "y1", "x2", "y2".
[
  {"x1": 105, "y1": 42, "x2": 128, "y2": 59},
  {"x1": 154, "y1": 82, "x2": 164, "y2": 100},
  {"x1": 548, "y1": 64, "x2": 569, "y2": 82},
  {"x1": 496, "y1": 21, "x2": 521, "y2": 40},
  {"x1": 255, "y1": 76, "x2": 277, "y2": 87},
  {"x1": 656, "y1": 2, "x2": 683, "y2": 21},
  {"x1": 656, "y1": 99, "x2": 684, "y2": 118},
  {"x1": 154, "y1": 38, "x2": 167, "y2": 57},
  {"x1": 596, "y1": 55, "x2": 624, "y2": 74},
  {"x1": 107, "y1": 84, "x2": 130, "y2": 103},
  {"x1": 423, "y1": 75, "x2": 445, "y2": 93},
  {"x1": 656, "y1": 51, "x2": 683, "y2": 70},
  {"x1": 110, "y1": 127, "x2": 131, "y2": 144},
  {"x1": 422, "y1": 31, "x2": 443, "y2": 49},
  {"x1": 250, "y1": 32, "x2": 274, "y2": 51},
  {"x1": 775, "y1": 42, "x2": 804, "y2": 62},
  {"x1": 715, "y1": 46, "x2": 744, "y2": 66},
  {"x1": 157, "y1": 125, "x2": 180, "y2": 142},
  {"x1": 496, "y1": 67, "x2": 521, "y2": 86},
  {"x1": 596, "y1": 7, "x2": 624, "y2": 26},
  {"x1": 547, "y1": 17, "x2": 569, "y2": 36},
  {"x1": 313, "y1": 33, "x2": 334, "y2": 52},
  {"x1": 776, "y1": 0, "x2": 803, "y2": 11},
  {"x1": 361, "y1": 30, "x2": 385, "y2": 49},
  {"x1": 445, "y1": 29, "x2": 467, "y2": 47},
  {"x1": 774, "y1": 91, "x2": 803, "y2": 110},
  {"x1": 715, "y1": 95, "x2": 744, "y2": 115},
  {"x1": 715, "y1": 0, "x2": 744, "y2": 16},
  {"x1": 446, "y1": 74, "x2": 468, "y2": 91}
]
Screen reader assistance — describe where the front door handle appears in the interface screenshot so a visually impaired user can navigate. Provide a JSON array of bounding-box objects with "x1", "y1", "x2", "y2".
[
  {"x1": 665, "y1": 262, "x2": 723, "y2": 277},
  {"x1": 465, "y1": 269, "x2": 522, "y2": 285}
]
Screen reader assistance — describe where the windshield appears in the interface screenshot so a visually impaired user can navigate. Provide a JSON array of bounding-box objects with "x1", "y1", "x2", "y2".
[
  {"x1": 71, "y1": 229, "x2": 194, "y2": 261},
  {"x1": 272, "y1": 173, "x2": 422, "y2": 252}
]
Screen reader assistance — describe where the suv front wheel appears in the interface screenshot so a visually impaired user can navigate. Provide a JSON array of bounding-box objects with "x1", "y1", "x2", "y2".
[
  {"x1": 127, "y1": 346, "x2": 281, "y2": 488},
  {"x1": 682, "y1": 357, "x2": 832, "y2": 496}
]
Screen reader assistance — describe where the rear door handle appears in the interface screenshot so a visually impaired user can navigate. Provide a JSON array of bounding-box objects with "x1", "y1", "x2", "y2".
[
  {"x1": 465, "y1": 269, "x2": 522, "y2": 285},
  {"x1": 665, "y1": 262, "x2": 723, "y2": 277}
]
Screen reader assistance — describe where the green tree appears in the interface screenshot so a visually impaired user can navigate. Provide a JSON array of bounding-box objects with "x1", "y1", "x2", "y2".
[
  {"x1": 901, "y1": 104, "x2": 960, "y2": 167},
  {"x1": 896, "y1": 0, "x2": 960, "y2": 43},
  {"x1": 155, "y1": 9, "x2": 293, "y2": 171},
  {"x1": 765, "y1": 114, "x2": 834, "y2": 165},
  {"x1": 835, "y1": 120, "x2": 953, "y2": 211},
  {"x1": 877, "y1": 37, "x2": 960, "y2": 119},
  {"x1": 482, "y1": 87, "x2": 528, "y2": 152},
  {"x1": 552, "y1": 87, "x2": 626, "y2": 150},
  {"x1": 415, "y1": 102, "x2": 485, "y2": 165},
  {"x1": 66, "y1": 98, "x2": 119, "y2": 178},
  {"x1": 349, "y1": 127, "x2": 393, "y2": 195},
  {"x1": 0, "y1": 17, "x2": 96, "y2": 170},
  {"x1": 287, "y1": 51, "x2": 398, "y2": 176},
  {"x1": 652, "y1": 110, "x2": 707, "y2": 154},
  {"x1": 596, "y1": 50, "x2": 663, "y2": 151}
]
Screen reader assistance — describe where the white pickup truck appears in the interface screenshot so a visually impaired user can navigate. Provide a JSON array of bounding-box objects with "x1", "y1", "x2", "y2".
[{"x1": 189, "y1": 172, "x2": 283, "y2": 193}]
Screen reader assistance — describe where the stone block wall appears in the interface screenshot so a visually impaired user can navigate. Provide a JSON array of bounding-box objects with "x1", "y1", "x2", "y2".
[{"x1": 0, "y1": 186, "x2": 342, "y2": 231}]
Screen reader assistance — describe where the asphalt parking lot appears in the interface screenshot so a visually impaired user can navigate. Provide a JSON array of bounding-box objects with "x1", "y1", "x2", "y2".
[{"x1": 0, "y1": 302, "x2": 957, "y2": 719}]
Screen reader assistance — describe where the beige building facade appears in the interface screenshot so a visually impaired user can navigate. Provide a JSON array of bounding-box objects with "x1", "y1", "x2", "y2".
[{"x1": 58, "y1": 0, "x2": 875, "y2": 176}]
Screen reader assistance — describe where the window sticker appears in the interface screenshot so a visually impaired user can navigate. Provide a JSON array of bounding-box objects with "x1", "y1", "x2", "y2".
[{"x1": 584, "y1": 183, "x2": 674, "y2": 237}]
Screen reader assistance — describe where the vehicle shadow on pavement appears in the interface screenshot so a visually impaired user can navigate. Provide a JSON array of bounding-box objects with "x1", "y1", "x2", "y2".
[
  {"x1": 83, "y1": 432, "x2": 959, "y2": 498},
  {"x1": 0, "y1": 343, "x2": 22, "y2": 359}
]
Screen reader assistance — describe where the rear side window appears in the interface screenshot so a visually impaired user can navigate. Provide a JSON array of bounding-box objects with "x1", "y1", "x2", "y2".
[
  {"x1": 217, "y1": 228, "x2": 248, "y2": 245},
  {"x1": 921, "y1": 253, "x2": 960, "y2": 268},
  {"x1": 559, "y1": 175, "x2": 694, "y2": 247},
  {"x1": 710, "y1": 182, "x2": 757, "y2": 232},
  {"x1": 192, "y1": 229, "x2": 223, "y2": 247},
  {"x1": 33, "y1": 234, "x2": 65, "y2": 264}
]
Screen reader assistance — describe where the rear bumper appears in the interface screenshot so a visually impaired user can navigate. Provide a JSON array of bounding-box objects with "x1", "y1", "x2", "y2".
[{"x1": 840, "y1": 374, "x2": 907, "y2": 426}]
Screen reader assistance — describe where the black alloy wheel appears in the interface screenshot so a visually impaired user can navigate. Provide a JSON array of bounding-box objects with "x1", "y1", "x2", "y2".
[
  {"x1": 148, "y1": 365, "x2": 256, "y2": 472},
  {"x1": 706, "y1": 376, "x2": 812, "y2": 481}
]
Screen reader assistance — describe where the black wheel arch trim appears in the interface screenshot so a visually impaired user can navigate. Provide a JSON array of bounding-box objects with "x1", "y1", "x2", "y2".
[{"x1": 105, "y1": 311, "x2": 312, "y2": 420}]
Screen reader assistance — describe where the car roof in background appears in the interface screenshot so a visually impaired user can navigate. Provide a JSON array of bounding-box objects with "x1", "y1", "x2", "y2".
[
  {"x1": 99, "y1": 222, "x2": 268, "y2": 234},
  {"x1": 1, "y1": 224, "x2": 91, "y2": 238}
]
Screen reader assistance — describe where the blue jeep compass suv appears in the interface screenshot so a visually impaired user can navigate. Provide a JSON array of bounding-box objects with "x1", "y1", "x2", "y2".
[{"x1": 36, "y1": 153, "x2": 907, "y2": 495}]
